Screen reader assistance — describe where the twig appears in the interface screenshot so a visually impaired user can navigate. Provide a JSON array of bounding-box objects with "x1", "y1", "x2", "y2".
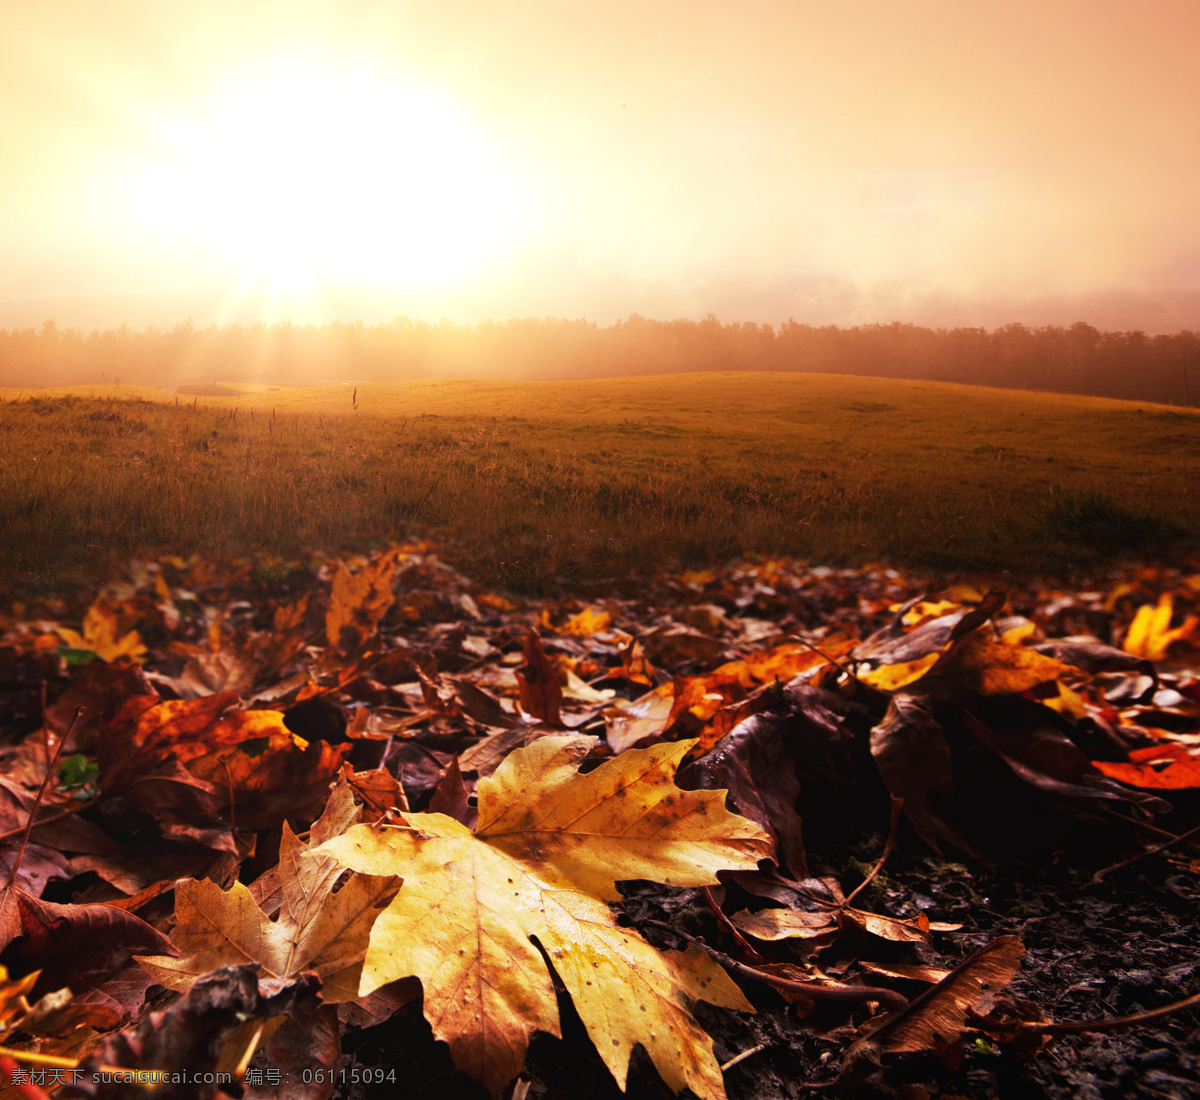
[
  {"x1": 1087, "y1": 802, "x2": 1200, "y2": 847},
  {"x1": 719, "y1": 1042, "x2": 767, "y2": 1072},
  {"x1": 789, "y1": 638, "x2": 866, "y2": 686},
  {"x1": 1093, "y1": 820, "x2": 1200, "y2": 883},
  {"x1": 1013, "y1": 991, "x2": 1200, "y2": 1036},
  {"x1": 3, "y1": 707, "x2": 82, "y2": 893},
  {"x1": 703, "y1": 886, "x2": 763, "y2": 962},
  {"x1": 0, "y1": 801, "x2": 91, "y2": 844},
  {"x1": 0, "y1": 1044, "x2": 154, "y2": 1079},
  {"x1": 640, "y1": 919, "x2": 909, "y2": 1011},
  {"x1": 844, "y1": 795, "x2": 903, "y2": 907},
  {"x1": 233, "y1": 1022, "x2": 265, "y2": 1078},
  {"x1": 38, "y1": 681, "x2": 49, "y2": 772}
]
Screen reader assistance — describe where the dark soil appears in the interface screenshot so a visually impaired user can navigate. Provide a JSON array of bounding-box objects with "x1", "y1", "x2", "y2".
[{"x1": 332, "y1": 816, "x2": 1200, "y2": 1100}]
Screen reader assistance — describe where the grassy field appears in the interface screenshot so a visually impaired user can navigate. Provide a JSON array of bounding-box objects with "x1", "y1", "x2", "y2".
[{"x1": 2, "y1": 371, "x2": 1197, "y2": 595}]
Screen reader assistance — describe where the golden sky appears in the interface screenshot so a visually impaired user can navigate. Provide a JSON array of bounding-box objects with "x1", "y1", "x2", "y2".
[{"x1": 2, "y1": 0, "x2": 1199, "y2": 330}]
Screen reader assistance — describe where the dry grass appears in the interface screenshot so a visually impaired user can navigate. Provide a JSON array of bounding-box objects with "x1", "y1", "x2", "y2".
[{"x1": 2, "y1": 372, "x2": 1196, "y2": 595}]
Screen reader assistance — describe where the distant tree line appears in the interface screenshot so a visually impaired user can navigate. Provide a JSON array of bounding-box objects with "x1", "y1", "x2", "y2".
[{"x1": 2, "y1": 314, "x2": 1198, "y2": 404}]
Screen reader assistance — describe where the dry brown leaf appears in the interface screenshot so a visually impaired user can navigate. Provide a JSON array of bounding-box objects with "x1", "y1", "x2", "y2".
[
  {"x1": 603, "y1": 681, "x2": 676, "y2": 752},
  {"x1": 838, "y1": 907, "x2": 932, "y2": 945},
  {"x1": 325, "y1": 549, "x2": 403, "y2": 652},
  {"x1": 136, "y1": 781, "x2": 399, "y2": 1005},
  {"x1": 730, "y1": 907, "x2": 837, "y2": 941},
  {"x1": 841, "y1": 935, "x2": 1025, "y2": 1078},
  {"x1": 100, "y1": 692, "x2": 350, "y2": 833},
  {"x1": 319, "y1": 734, "x2": 770, "y2": 1098},
  {"x1": 516, "y1": 631, "x2": 563, "y2": 725},
  {"x1": 870, "y1": 694, "x2": 982, "y2": 857}
]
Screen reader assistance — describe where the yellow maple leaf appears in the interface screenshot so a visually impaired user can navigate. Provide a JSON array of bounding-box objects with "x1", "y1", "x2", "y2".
[
  {"x1": 1124, "y1": 594, "x2": 1200, "y2": 662},
  {"x1": 859, "y1": 629, "x2": 1073, "y2": 697},
  {"x1": 56, "y1": 600, "x2": 147, "y2": 663},
  {"x1": 857, "y1": 650, "x2": 942, "y2": 691},
  {"x1": 135, "y1": 781, "x2": 399, "y2": 1003},
  {"x1": 558, "y1": 606, "x2": 613, "y2": 636},
  {"x1": 325, "y1": 548, "x2": 404, "y2": 651},
  {"x1": 319, "y1": 735, "x2": 770, "y2": 1098},
  {"x1": 922, "y1": 628, "x2": 1075, "y2": 696}
]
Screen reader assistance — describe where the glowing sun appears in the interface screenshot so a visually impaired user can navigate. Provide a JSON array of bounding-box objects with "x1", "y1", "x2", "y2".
[{"x1": 140, "y1": 65, "x2": 521, "y2": 298}]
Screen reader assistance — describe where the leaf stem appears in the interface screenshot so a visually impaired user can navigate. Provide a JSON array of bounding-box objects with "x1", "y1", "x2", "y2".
[
  {"x1": 1012, "y1": 991, "x2": 1200, "y2": 1036},
  {"x1": 3, "y1": 706, "x2": 83, "y2": 893},
  {"x1": 1093, "y1": 820, "x2": 1200, "y2": 884},
  {"x1": 844, "y1": 795, "x2": 903, "y2": 907},
  {"x1": 640, "y1": 919, "x2": 909, "y2": 1011}
]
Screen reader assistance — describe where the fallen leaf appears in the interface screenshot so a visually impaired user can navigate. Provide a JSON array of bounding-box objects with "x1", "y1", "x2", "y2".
[
  {"x1": 558, "y1": 606, "x2": 613, "y2": 636},
  {"x1": 855, "y1": 593, "x2": 1003, "y2": 666},
  {"x1": 245, "y1": 1004, "x2": 341, "y2": 1100},
  {"x1": 55, "y1": 600, "x2": 147, "y2": 664},
  {"x1": 326, "y1": 549, "x2": 403, "y2": 652},
  {"x1": 13, "y1": 892, "x2": 175, "y2": 1023},
  {"x1": 642, "y1": 625, "x2": 725, "y2": 665},
  {"x1": 136, "y1": 781, "x2": 399, "y2": 1005},
  {"x1": 427, "y1": 756, "x2": 477, "y2": 828},
  {"x1": 677, "y1": 711, "x2": 808, "y2": 876},
  {"x1": 603, "y1": 682, "x2": 676, "y2": 752},
  {"x1": 730, "y1": 907, "x2": 837, "y2": 941},
  {"x1": 841, "y1": 936, "x2": 1024, "y2": 1080},
  {"x1": 838, "y1": 907, "x2": 932, "y2": 945},
  {"x1": 859, "y1": 961, "x2": 954, "y2": 984},
  {"x1": 100, "y1": 692, "x2": 349, "y2": 834},
  {"x1": 961, "y1": 698, "x2": 1172, "y2": 815},
  {"x1": 1092, "y1": 741, "x2": 1200, "y2": 789},
  {"x1": 923, "y1": 629, "x2": 1076, "y2": 697},
  {"x1": 340, "y1": 764, "x2": 409, "y2": 817},
  {"x1": 1124, "y1": 594, "x2": 1199, "y2": 661},
  {"x1": 78, "y1": 966, "x2": 325, "y2": 1100},
  {"x1": 319, "y1": 735, "x2": 769, "y2": 1098},
  {"x1": 516, "y1": 631, "x2": 563, "y2": 726},
  {"x1": 870, "y1": 695, "x2": 981, "y2": 857}
]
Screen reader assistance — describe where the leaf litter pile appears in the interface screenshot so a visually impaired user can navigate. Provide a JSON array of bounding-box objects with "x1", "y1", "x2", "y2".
[{"x1": 1, "y1": 547, "x2": 1199, "y2": 1099}]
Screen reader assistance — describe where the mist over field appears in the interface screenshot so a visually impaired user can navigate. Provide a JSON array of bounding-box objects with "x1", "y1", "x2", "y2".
[{"x1": 2, "y1": 314, "x2": 1199, "y2": 408}]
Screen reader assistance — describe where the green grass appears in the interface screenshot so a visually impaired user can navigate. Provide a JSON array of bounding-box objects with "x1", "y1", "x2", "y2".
[{"x1": 1, "y1": 372, "x2": 1196, "y2": 596}]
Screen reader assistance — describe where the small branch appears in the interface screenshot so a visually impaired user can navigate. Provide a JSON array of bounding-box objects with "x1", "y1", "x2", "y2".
[
  {"x1": 641, "y1": 919, "x2": 909, "y2": 1011},
  {"x1": 3, "y1": 707, "x2": 82, "y2": 893},
  {"x1": 1013, "y1": 991, "x2": 1200, "y2": 1036},
  {"x1": 0, "y1": 1044, "x2": 154, "y2": 1079},
  {"x1": 1086, "y1": 803, "x2": 1193, "y2": 845},
  {"x1": 719, "y1": 1042, "x2": 767, "y2": 1072},
  {"x1": 789, "y1": 638, "x2": 866, "y2": 686},
  {"x1": 0, "y1": 800, "x2": 90, "y2": 844},
  {"x1": 1093, "y1": 820, "x2": 1200, "y2": 884},
  {"x1": 703, "y1": 886, "x2": 763, "y2": 962},
  {"x1": 38, "y1": 680, "x2": 50, "y2": 772},
  {"x1": 233, "y1": 1022, "x2": 265, "y2": 1078},
  {"x1": 844, "y1": 795, "x2": 903, "y2": 907}
]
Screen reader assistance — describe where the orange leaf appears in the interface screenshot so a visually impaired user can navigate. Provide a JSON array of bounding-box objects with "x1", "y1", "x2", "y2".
[
  {"x1": 325, "y1": 549, "x2": 403, "y2": 651},
  {"x1": 1093, "y1": 742, "x2": 1200, "y2": 789}
]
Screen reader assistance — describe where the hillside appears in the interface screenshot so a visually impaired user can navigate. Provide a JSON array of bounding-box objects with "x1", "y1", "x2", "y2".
[{"x1": 1, "y1": 372, "x2": 1196, "y2": 595}]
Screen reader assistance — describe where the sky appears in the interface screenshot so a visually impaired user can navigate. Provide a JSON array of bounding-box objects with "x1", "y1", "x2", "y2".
[{"x1": 2, "y1": 0, "x2": 1199, "y2": 332}]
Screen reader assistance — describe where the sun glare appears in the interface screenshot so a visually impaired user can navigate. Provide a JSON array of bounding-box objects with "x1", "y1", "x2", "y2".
[{"x1": 135, "y1": 65, "x2": 521, "y2": 307}]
